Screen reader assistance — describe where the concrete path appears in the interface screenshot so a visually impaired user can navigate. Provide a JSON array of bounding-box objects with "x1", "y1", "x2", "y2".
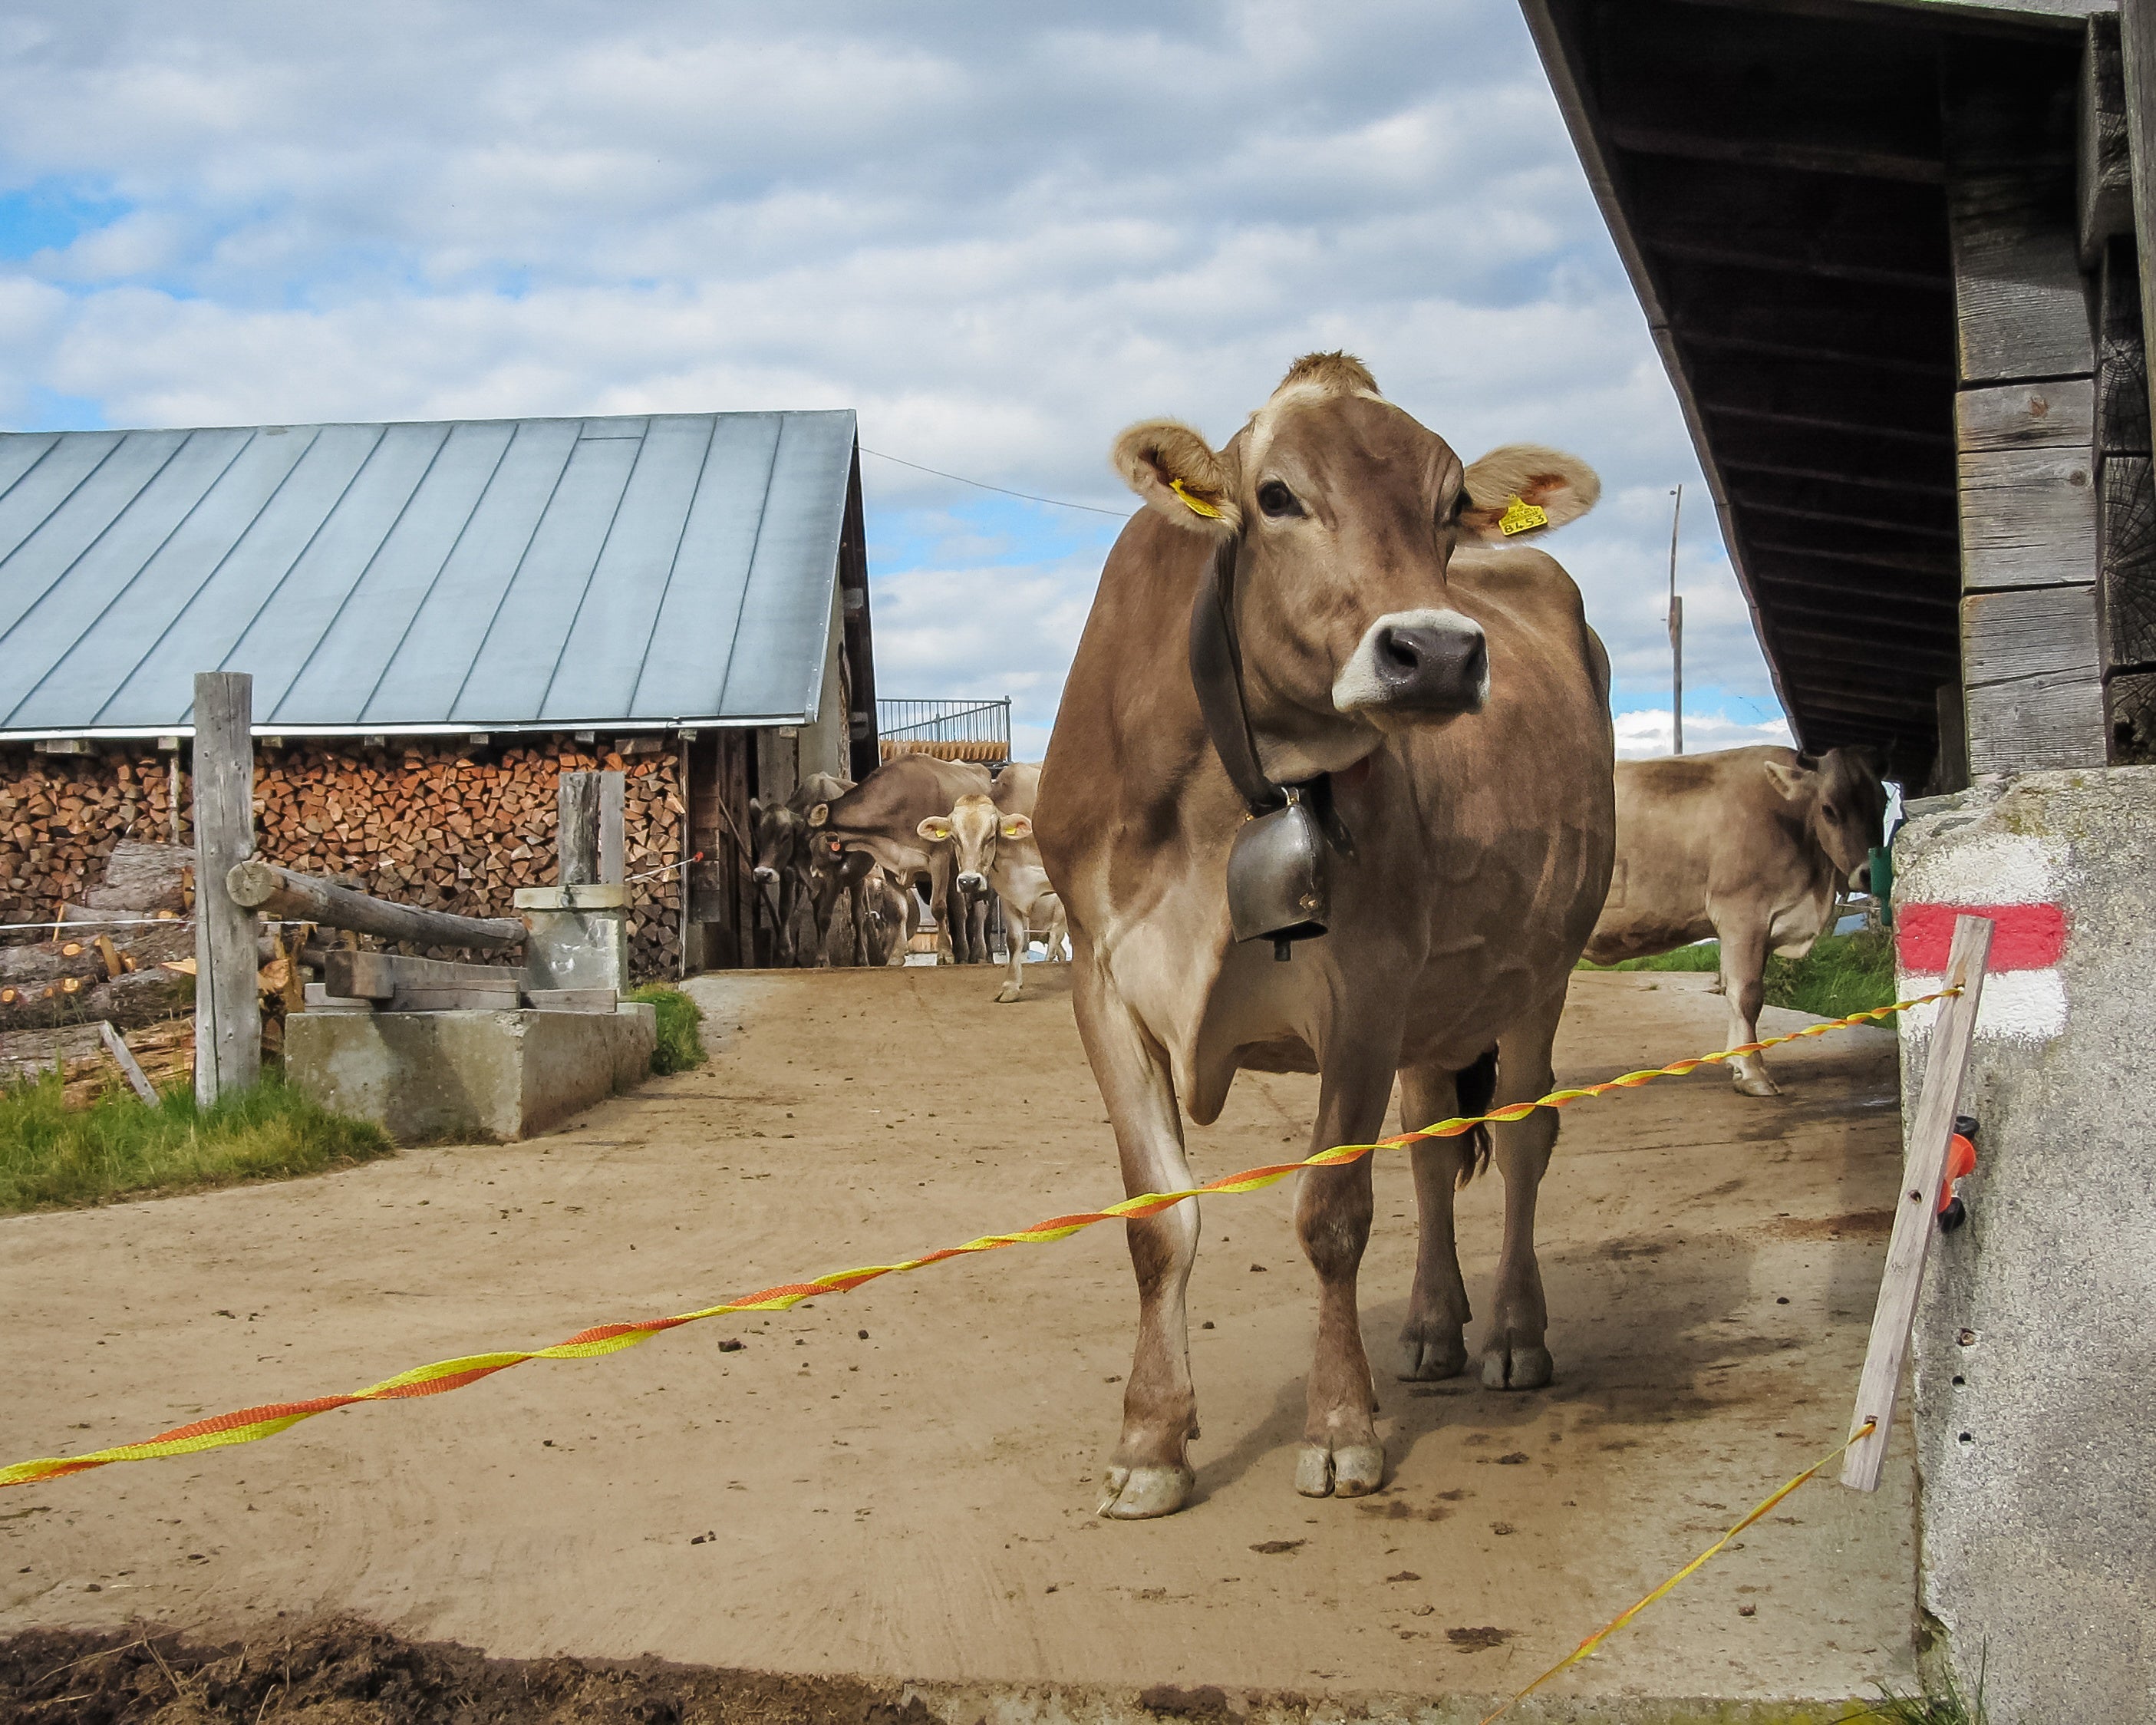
[{"x1": 0, "y1": 967, "x2": 1916, "y2": 1714}]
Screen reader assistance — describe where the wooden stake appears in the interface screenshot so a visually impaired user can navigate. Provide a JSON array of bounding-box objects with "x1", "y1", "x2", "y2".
[
  {"x1": 1841, "y1": 913, "x2": 1994, "y2": 1492},
  {"x1": 559, "y1": 771, "x2": 602, "y2": 887},
  {"x1": 98, "y1": 1021, "x2": 159, "y2": 1106},
  {"x1": 192, "y1": 671, "x2": 261, "y2": 1104}
]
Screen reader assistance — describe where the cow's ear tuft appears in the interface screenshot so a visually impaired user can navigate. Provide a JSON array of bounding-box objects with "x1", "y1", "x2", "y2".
[
  {"x1": 1459, "y1": 445, "x2": 1600, "y2": 543},
  {"x1": 1762, "y1": 759, "x2": 1815, "y2": 801},
  {"x1": 917, "y1": 816, "x2": 953, "y2": 843},
  {"x1": 807, "y1": 802, "x2": 829, "y2": 828},
  {"x1": 1112, "y1": 419, "x2": 1241, "y2": 536},
  {"x1": 1001, "y1": 813, "x2": 1034, "y2": 842}
]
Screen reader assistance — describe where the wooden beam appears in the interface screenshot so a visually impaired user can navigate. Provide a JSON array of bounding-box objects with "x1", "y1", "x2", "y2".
[
  {"x1": 1747, "y1": 534, "x2": 1960, "y2": 582},
  {"x1": 1690, "y1": 352, "x2": 1953, "y2": 445},
  {"x1": 1958, "y1": 378, "x2": 2098, "y2": 593},
  {"x1": 559, "y1": 770, "x2": 602, "y2": 887},
  {"x1": 192, "y1": 671, "x2": 259, "y2": 1104},
  {"x1": 1732, "y1": 483, "x2": 1960, "y2": 539},
  {"x1": 1713, "y1": 423, "x2": 1957, "y2": 495},
  {"x1": 1843, "y1": 914, "x2": 1993, "y2": 1494},
  {"x1": 2098, "y1": 454, "x2": 2156, "y2": 672},
  {"x1": 1963, "y1": 585, "x2": 2108, "y2": 771},
  {"x1": 323, "y1": 951, "x2": 523, "y2": 1008},
  {"x1": 2106, "y1": 666, "x2": 2156, "y2": 761},
  {"x1": 2082, "y1": 15, "x2": 2133, "y2": 263},
  {"x1": 2125, "y1": 0, "x2": 2156, "y2": 455},
  {"x1": 226, "y1": 860, "x2": 525, "y2": 949},
  {"x1": 2097, "y1": 238, "x2": 2151, "y2": 457},
  {"x1": 1611, "y1": 124, "x2": 1941, "y2": 185},
  {"x1": 1679, "y1": 328, "x2": 1953, "y2": 380}
]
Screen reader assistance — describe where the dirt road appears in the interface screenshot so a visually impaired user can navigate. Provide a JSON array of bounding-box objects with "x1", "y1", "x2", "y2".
[{"x1": 0, "y1": 965, "x2": 1916, "y2": 1712}]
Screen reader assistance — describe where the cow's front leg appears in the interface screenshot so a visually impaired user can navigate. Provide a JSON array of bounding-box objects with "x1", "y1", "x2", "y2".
[
  {"x1": 773, "y1": 874, "x2": 798, "y2": 967},
  {"x1": 845, "y1": 869, "x2": 871, "y2": 966},
  {"x1": 1396, "y1": 1064, "x2": 1473, "y2": 1381},
  {"x1": 1294, "y1": 1044, "x2": 1393, "y2": 1498},
  {"x1": 994, "y1": 899, "x2": 1028, "y2": 1003},
  {"x1": 1716, "y1": 918, "x2": 1778, "y2": 1097},
  {"x1": 1482, "y1": 989, "x2": 1565, "y2": 1390},
  {"x1": 1073, "y1": 959, "x2": 1200, "y2": 1519},
  {"x1": 928, "y1": 854, "x2": 958, "y2": 965}
]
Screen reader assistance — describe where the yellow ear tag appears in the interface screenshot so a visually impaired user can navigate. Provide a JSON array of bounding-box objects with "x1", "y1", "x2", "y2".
[
  {"x1": 1169, "y1": 478, "x2": 1222, "y2": 519},
  {"x1": 1498, "y1": 494, "x2": 1549, "y2": 536}
]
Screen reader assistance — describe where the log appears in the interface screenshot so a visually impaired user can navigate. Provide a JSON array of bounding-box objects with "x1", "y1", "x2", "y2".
[{"x1": 226, "y1": 860, "x2": 525, "y2": 949}]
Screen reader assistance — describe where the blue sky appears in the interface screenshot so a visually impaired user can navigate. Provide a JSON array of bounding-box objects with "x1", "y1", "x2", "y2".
[{"x1": 0, "y1": 0, "x2": 1788, "y2": 761}]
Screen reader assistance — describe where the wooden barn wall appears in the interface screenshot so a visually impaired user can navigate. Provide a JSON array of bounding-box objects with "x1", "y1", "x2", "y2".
[
  {"x1": 0, "y1": 737, "x2": 687, "y2": 978},
  {"x1": 684, "y1": 729, "x2": 761, "y2": 970}
]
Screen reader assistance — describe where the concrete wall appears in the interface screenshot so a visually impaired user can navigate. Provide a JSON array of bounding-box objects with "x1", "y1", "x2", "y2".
[{"x1": 1892, "y1": 768, "x2": 2156, "y2": 1723}]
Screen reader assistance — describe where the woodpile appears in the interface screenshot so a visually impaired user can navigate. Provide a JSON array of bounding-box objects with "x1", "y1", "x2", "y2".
[
  {"x1": 0, "y1": 1018, "x2": 193, "y2": 1105},
  {"x1": 1, "y1": 737, "x2": 686, "y2": 982}
]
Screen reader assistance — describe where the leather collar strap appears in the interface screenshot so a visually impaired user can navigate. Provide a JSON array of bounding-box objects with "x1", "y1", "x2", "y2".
[{"x1": 1188, "y1": 533, "x2": 1287, "y2": 817}]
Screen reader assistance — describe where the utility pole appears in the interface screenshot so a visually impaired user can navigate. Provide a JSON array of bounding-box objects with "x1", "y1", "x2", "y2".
[{"x1": 1667, "y1": 484, "x2": 1684, "y2": 756}]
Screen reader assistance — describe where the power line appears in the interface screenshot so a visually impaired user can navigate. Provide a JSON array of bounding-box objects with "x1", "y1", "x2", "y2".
[{"x1": 858, "y1": 446, "x2": 1130, "y2": 517}]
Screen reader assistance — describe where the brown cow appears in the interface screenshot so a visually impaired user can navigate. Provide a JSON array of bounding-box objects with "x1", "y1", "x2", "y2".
[
  {"x1": 917, "y1": 761, "x2": 1064, "y2": 1002},
  {"x1": 1037, "y1": 353, "x2": 1613, "y2": 1519},
  {"x1": 809, "y1": 754, "x2": 993, "y2": 963},
  {"x1": 751, "y1": 772, "x2": 851, "y2": 965},
  {"x1": 1584, "y1": 746, "x2": 1886, "y2": 1096}
]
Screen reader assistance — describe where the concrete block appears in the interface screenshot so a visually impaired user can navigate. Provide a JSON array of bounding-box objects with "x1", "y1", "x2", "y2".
[
  {"x1": 1891, "y1": 767, "x2": 2156, "y2": 1721},
  {"x1": 285, "y1": 1003, "x2": 657, "y2": 1143}
]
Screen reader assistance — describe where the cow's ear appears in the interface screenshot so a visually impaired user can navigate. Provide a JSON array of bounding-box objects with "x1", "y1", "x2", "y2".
[
  {"x1": 1112, "y1": 419, "x2": 1241, "y2": 536},
  {"x1": 748, "y1": 797, "x2": 762, "y2": 819},
  {"x1": 1763, "y1": 758, "x2": 1817, "y2": 802},
  {"x1": 807, "y1": 802, "x2": 829, "y2": 828},
  {"x1": 1459, "y1": 445, "x2": 1601, "y2": 543},
  {"x1": 1000, "y1": 813, "x2": 1033, "y2": 842},
  {"x1": 917, "y1": 816, "x2": 953, "y2": 843}
]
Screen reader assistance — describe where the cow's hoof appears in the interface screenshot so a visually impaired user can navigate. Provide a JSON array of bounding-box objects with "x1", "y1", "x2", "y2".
[
  {"x1": 1396, "y1": 1331, "x2": 1468, "y2": 1380},
  {"x1": 1481, "y1": 1344, "x2": 1553, "y2": 1391},
  {"x1": 1097, "y1": 1463, "x2": 1192, "y2": 1519},
  {"x1": 1294, "y1": 1440, "x2": 1384, "y2": 1498},
  {"x1": 1732, "y1": 1072, "x2": 1781, "y2": 1097},
  {"x1": 994, "y1": 985, "x2": 1023, "y2": 1004}
]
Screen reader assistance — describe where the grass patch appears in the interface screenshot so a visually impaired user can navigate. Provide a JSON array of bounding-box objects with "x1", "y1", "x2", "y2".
[
  {"x1": 1860, "y1": 1662, "x2": 1987, "y2": 1724},
  {"x1": 0, "y1": 1072, "x2": 393, "y2": 1215},
  {"x1": 627, "y1": 985, "x2": 707, "y2": 1074},
  {"x1": 1584, "y1": 930, "x2": 1897, "y2": 1019}
]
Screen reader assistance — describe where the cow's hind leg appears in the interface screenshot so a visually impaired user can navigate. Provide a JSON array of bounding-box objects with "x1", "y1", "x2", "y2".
[
  {"x1": 1294, "y1": 1042, "x2": 1395, "y2": 1499},
  {"x1": 994, "y1": 900, "x2": 1027, "y2": 1003},
  {"x1": 1716, "y1": 917, "x2": 1779, "y2": 1096},
  {"x1": 1073, "y1": 961, "x2": 1201, "y2": 1520},
  {"x1": 1482, "y1": 988, "x2": 1568, "y2": 1391},
  {"x1": 1396, "y1": 1055, "x2": 1494, "y2": 1380}
]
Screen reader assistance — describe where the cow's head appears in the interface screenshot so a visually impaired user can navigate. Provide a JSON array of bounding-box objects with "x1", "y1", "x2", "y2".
[
  {"x1": 918, "y1": 793, "x2": 1031, "y2": 894},
  {"x1": 750, "y1": 797, "x2": 806, "y2": 886},
  {"x1": 1113, "y1": 352, "x2": 1598, "y2": 776},
  {"x1": 1765, "y1": 747, "x2": 1887, "y2": 889}
]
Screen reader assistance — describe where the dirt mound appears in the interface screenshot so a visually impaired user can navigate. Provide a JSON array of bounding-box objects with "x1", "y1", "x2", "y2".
[{"x1": 0, "y1": 1618, "x2": 898, "y2": 1725}]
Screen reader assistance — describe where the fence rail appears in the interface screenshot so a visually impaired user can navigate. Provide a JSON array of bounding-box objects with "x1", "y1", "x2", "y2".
[{"x1": 876, "y1": 698, "x2": 1012, "y2": 764}]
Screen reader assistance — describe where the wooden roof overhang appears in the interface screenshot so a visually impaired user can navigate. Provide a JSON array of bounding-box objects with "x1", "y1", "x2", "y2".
[{"x1": 1519, "y1": 0, "x2": 2095, "y2": 780}]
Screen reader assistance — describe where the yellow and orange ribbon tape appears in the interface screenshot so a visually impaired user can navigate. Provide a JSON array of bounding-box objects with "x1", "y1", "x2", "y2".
[{"x1": 0, "y1": 989, "x2": 1951, "y2": 1491}]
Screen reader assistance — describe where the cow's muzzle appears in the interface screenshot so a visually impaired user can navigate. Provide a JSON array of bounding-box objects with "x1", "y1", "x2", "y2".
[
  {"x1": 956, "y1": 870, "x2": 986, "y2": 893},
  {"x1": 1332, "y1": 609, "x2": 1488, "y2": 717},
  {"x1": 752, "y1": 866, "x2": 779, "y2": 885}
]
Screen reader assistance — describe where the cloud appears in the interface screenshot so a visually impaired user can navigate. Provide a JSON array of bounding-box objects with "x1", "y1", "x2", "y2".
[
  {"x1": 1614, "y1": 707, "x2": 1794, "y2": 760},
  {"x1": 0, "y1": 0, "x2": 1779, "y2": 750}
]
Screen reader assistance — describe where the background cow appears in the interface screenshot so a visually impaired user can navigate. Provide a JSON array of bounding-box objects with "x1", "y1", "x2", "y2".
[
  {"x1": 750, "y1": 771, "x2": 850, "y2": 966},
  {"x1": 1584, "y1": 745, "x2": 1887, "y2": 1096},
  {"x1": 1038, "y1": 352, "x2": 1613, "y2": 1519},
  {"x1": 917, "y1": 761, "x2": 1065, "y2": 1002},
  {"x1": 809, "y1": 754, "x2": 993, "y2": 964}
]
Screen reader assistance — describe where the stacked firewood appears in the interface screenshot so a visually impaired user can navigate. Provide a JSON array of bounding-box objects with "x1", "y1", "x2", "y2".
[{"x1": 0, "y1": 739, "x2": 685, "y2": 979}]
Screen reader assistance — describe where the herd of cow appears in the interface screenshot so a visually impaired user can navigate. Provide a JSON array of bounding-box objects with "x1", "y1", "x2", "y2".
[{"x1": 763, "y1": 352, "x2": 1887, "y2": 1521}]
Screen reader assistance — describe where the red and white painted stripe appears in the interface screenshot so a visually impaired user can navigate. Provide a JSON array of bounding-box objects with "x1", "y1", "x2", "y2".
[{"x1": 1896, "y1": 833, "x2": 2070, "y2": 1042}]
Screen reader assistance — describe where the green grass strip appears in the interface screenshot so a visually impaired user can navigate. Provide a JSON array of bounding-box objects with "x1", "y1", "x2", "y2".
[
  {"x1": 1584, "y1": 930, "x2": 1897, "y2": 1019},
  {"x1": 625, "y1": 985, "x2": 708, "y2": 1074}
]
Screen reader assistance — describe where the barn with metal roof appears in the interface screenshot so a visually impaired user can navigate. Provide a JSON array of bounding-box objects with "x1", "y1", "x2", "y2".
[{"x1": 0, "y1": 408, "x2": 880, "y2": 971}]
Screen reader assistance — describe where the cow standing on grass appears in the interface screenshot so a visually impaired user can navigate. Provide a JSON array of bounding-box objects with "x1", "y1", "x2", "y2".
[
  {"x1": 917, "y1": 762, "x2": 1067, "y2": 1003},
  {"x1": 1037, "y1": 353, "x2": 1614, "y2": 1519},
  {"x1": 1584, "y1": 746, "x2": 1887, "y2": 1096}
]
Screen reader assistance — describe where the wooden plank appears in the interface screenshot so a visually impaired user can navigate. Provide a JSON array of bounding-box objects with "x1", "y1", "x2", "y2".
[
  {"x1": 2081, "y1": 14, "x2": 2132, "y2": 263},
  {"x1": 226, "y1": 861, "x2": 524, "y2": 949},
  {"x1": 1957, "y1": 380, "x2": 2098, "y2": 592},
  {"x1": 98, "y1": 1021, "x2": 158, "y2": 1106},
  {"x1": 557, "y1": 770, "x2": 608, "y2": 887},
  {"x1": 192, "y1": 671, "x2": 259, "y2": 1103},
  {"x1": 1842, "y1": 915, "x2": 1993, "y2": 1493},
  {"x1": 1963, "y1": 583, "x2": 2103, "y2": 684},
  {"x1": 384, "y1": 988, "x2": 522, "y2": 1012},
  {"x1": 324, "y1": 951, "x2": 526, "y2": 1001},
  {"x1": 2097, "y1": 237, "x2": 2150, "y2": 457},
  {"x1": 2099, "y1": 454, "x2": 2156, "y2": 671},
  {"x1": 1963, "y1": 580, "x2": 2108, "y2": 773},
  {"x1": 1930, "y1": 683, "x2": 1971, "y2": 797},
  {"x1": 598, "y1": 770, "x2": 625, "y2": 885},
  {"x1": 1949, "y1": 170, "x2": 2092, "y2": 383},
  {"x1": 2119, "y1": 0, "x2": 2156, "y2": 444}
]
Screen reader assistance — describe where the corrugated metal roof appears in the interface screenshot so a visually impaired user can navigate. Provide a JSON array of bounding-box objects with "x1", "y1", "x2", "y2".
[{"x1": 0, "y1": 409, "x2": 859, "y2": 737}]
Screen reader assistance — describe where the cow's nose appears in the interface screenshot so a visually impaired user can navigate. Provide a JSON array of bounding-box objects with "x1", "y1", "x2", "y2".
[
  {"x1": 1853, "y1": 860, "x2": 1872, "y2": 893},
  {"x1": 752, "y1": 866, "x2": 777, "y2": 885},
  {"x1": 957, "y1": 871, "x2": 985, "y2": 892},
  {"x1": 1372, "y1": 622, "x2": 1487, "y2": 710}
]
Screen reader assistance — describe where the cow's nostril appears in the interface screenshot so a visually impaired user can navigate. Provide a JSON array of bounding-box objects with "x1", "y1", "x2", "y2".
[{"x1": 1376, "y1": 627, "x2": 1421, "y2": 671}]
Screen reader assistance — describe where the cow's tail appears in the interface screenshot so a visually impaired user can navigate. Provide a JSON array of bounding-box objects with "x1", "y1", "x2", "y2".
[{"x1": 1454, "y1": 1047, "x2": 1500, "y2": 1188}]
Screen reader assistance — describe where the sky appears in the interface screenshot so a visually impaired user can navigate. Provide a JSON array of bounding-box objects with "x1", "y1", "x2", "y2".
[{"x1": 0, "y1": 0, "x2": 1792, "y2": 762}]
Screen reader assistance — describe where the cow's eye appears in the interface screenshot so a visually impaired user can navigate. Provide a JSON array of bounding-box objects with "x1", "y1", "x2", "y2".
[
  {"x1": 1257, "y1": 480, "x2": 1301, "y2": 518},
  {"x1": 1823, "y1": 803, "x2": 1839, "y2": 822}
]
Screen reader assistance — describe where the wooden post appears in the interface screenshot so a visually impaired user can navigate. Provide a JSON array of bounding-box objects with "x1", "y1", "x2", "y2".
[
  {"x1": 559, "y1": 770, "x2": 602, "y2": 887},
  {"x1": 1841, "y1": 914, "x2": 1994, "y2": 1492},
  {"x1": 2120, "y1": 0, "x2": 2156, "y2": 441},
  {"x1": 192, "y1": 671, "x2": 259, "y2": 1103},
  {"x1": 598, "y1": 772, "x2": 625, "y2": 885}
]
